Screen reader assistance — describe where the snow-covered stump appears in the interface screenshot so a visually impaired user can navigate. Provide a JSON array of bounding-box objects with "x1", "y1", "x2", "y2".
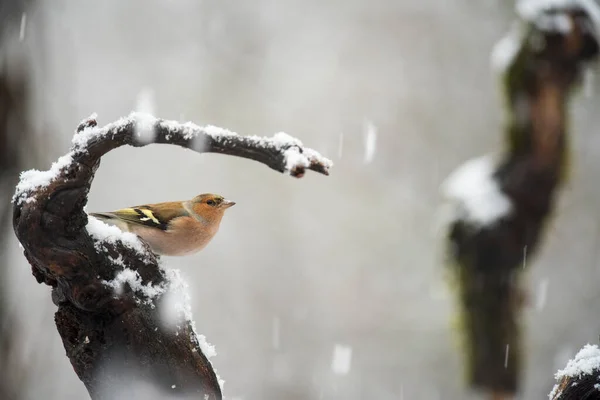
[
  {"x1": 442, "y1": 1, "x2": 599, "y2": 399},
  {"x1": 549, "y1": 344, "x2": 600, "y2": 399},
  {"x1": 12, "y1": 113, "x2": 332, "y2": 400}
]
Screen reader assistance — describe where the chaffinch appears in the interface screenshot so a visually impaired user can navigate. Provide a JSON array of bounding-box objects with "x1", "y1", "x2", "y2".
[{"x1": 89, "y1": 193, "x2": 235, "y2": 256}]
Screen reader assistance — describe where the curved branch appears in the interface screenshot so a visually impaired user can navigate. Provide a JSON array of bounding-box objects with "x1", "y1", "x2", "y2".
[
  {"x1": 12, "y1": 113, "x2": 332, "y2": 399},
  {"x1": 73, "y1": 112, "x2": 331, "y2": 177}
]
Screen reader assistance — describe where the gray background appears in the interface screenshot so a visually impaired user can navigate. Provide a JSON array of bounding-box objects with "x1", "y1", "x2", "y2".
[{"x1": 2, "y1": 0, "x2": 600, "y2": 399}]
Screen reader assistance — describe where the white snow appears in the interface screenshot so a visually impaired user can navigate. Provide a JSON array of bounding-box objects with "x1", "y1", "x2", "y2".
[
  {"x1": 441, "y1": 155, "x2": 512, "y2": 228},
  {"x1": 73, "y1": 112, "x2": 332, "y2": 175},
  {"x1": 103, "y1": 268, "x2": 165, "y2": 298},
  {"x1": 491, "y1": 23, "x2": 525, "y2": 72},
  {"x1": 133, "y1": 112, "x2": 157, "y2": 145},
  {"x1": 161, "y1": 268, "x2": 224, "y2": 391},
  {"x1": 282, "y1": 148, "x2": 309, "y2": 173},
  {"x1": 271, "y1": 132, "x2": 310, "y2": 174},
  {"x1": 534, "y1": 12, "x2": 573, "y2": 32},
  {"x1": 492, "y1": 0, "x2": 600, "y2": 73},
  {"x1": 101, "y1": 260, "x2": 221, "y2": 388},
  {"x1": 19, "y1": 13, "x2": 26, "y2": 42},
  {"x1": 108, "y1": 255, "x2": 126, "y2": 267},
  {"x1": 86, "y1": 215, "x2": 151, "y2": 258},
  {"x1": 134, "y1": 89, "x2": 157, "y2": 145},
  {"x1": 549, "y1": 344, "x2": 600, "y2": 398},
  {"x1": 72, "y1": 113, "x2": 131, "y2": 152},
  {"x1": 272, "y1": 131, "x2": 303, "y2": 148},
  {"x1": 12, "y1": 153, "x2": 74, "y2": 205},
  {"x1": 158, "y1": 268, "x2": 217, "y2": 359},
  {"x1": 518, "y1": 0, "x2": 600, "y2": 27},
  {"x1": 363, "y1": 120, "x2": 377, "y2": 164},
  {"x1": 331, "y1": 344, "x2": 352, "y2": 375},
  {"x1": 556, "y1": 344, "x2": 600, "y2": 378}
]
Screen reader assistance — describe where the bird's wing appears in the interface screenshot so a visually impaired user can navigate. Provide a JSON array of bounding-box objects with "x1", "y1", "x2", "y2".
[{"x1": 105, "y1": 202, "x2": 189, "y2": 231}]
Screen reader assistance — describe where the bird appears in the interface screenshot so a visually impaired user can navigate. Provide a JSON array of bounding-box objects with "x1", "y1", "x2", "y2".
[{"x1": 89, "y1": 193, "x2": 236, "y2": 256}]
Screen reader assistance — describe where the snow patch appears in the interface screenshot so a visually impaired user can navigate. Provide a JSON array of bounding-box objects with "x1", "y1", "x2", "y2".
[
  {"x1": 272, "y1": 132, "x2": 309, "y2": 173},
  {"x1": 134, "y1": 112, "x2": 157, "y2": 144},
  {"x1": 363, "y1": 120, "x2": 377, "y2": 164},
  {"x1": 19, "y1": 13, "x2": 26, "y2": 41},
  {"x1": 100, "y1": 262, "x2": 221, "y2": 387},
  {"x1": 441, "y1": 155, "x2": 512, "y2": 228},
  {"x1": 16, "y1": 111, "x2": 331, "y2": 203},
  {"x1": 86, "y1": 216, "x2": 151, "y2": 258},
  {"x1": 158, "y1": 268, "x2": 217, "y2": 359},
  {"x1": 12, "y1": 153, "x2": 74, "y2": 205},
  {"x1": 550, "y1": 344, "x2": 600, "y2": 398},
  {"x1": 77, "y1": 112, "x2": 330, "y2": 176},
  {"x1": 331, "y1": 344, "x2": 352, "y2": 375},
  {"x1": 72, "y1": 114, "x2": 132, "y2": 152},
  {"x1": 493, "y1": 0, "x2": 600, "y2": 74},
  {"x1": 272, "y1": 131, "x2": 303, "y2": 147},
  {"x1": 103, "y1": 268, "x2": 165, "y2": 298},
  {"x1": 491, "y1": 23, "x2": 525, "y2": 72},
  {"x1": 518, "y1": 0, "x2": 600, "y2": 28},
  {"x1": 133, "y1": 88, "x2": 157, "y2": 144}
]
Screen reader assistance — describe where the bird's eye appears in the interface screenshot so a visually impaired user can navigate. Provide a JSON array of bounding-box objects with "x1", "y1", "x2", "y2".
[{"x1": 207, "y1": 200, "x2": 215, "y2": 206}]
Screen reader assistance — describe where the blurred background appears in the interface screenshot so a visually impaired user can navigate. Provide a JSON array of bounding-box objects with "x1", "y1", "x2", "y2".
[{"x1": 1, "y1": 0, "x2": 600, "y2": 399}]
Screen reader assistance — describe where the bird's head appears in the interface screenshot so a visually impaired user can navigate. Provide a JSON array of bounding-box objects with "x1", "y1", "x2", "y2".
[{"x1": 190, "y1": 193, "x2": 236, "y2": 220}]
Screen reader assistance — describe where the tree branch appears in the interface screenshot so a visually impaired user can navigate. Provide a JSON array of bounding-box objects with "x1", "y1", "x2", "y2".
[
  {"x1": 12, "y1": 113, "x2": 332, "y2": 399},
  {"x1": 72, "y1": 112, "x2": 331, "y2": 178},
  {"x1": 549, "y1": 344, "x2": 600, "y2": 399}
]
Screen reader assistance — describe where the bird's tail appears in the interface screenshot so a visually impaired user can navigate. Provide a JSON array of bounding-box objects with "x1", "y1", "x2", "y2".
[{"x1": 453, "y1": 266, "x2": 523, "y2": 396}]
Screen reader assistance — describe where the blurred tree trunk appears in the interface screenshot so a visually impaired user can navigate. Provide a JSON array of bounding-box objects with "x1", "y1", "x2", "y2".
[
  {"x1": 0, "y1": 0, "x2": 34, "y2": 398},
  {"x1": 445, "y1": 3, "x2": 599, "y2": 399}
]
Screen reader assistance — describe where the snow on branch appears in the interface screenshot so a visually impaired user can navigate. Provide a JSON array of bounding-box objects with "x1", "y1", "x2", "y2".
[
  {"x1": 549, "y1": 344, "x2": 600, "y2": 399},
  {"x1": 13, "y1": 112, "x2": 332, "y2": 206},
  {"x1": 517, "y1": 0, "x2": 600, "y2": 27},
  {"x1": 12, "y1": 112, "x2": 332, "y2": 400},
  {"x1": 492, "y1": 0, "x2": 600, "y2": 73},
  {"x1": 441, "y1": 155, "x2": 512, "y2": 229}
]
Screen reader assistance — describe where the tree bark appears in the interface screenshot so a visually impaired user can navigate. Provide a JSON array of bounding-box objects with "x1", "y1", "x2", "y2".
[
  {"x1": 12, "y1": 113, "x2": 331, "y2": 399},
  {"x1": 550, "y1": 372, "x2": 600, "y2": 400},
  {"x1": 445, "y1": 3, "x2": 598, "y2": 399}
]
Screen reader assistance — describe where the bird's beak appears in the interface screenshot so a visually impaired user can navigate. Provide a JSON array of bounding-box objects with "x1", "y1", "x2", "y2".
[{"x1": 221, "y1": 199, "x2": 236, "y2": 209}]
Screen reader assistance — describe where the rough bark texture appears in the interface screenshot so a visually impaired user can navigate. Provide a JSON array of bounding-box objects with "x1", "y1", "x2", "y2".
[
  {"x1": 551, "y1": 373, "x2": 600, "y2": 400},
  {"x1": 446, "y1": 5, "x2": 598, "y2": 399},
  {"x1": 12, "y1": 114, "x2": 331, "y2": 399}
]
